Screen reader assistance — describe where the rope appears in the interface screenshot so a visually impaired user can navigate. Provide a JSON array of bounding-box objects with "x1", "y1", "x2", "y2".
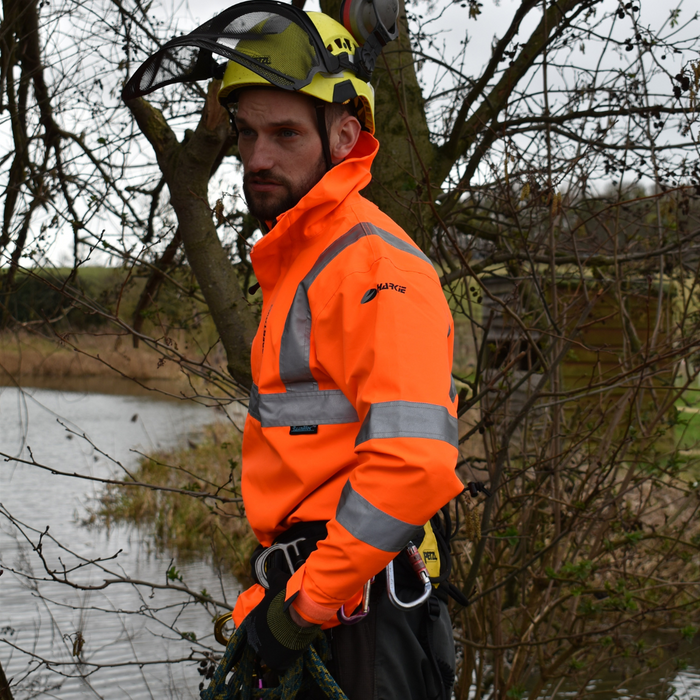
[{"x1": 201, "y1": 623, "x2": 348, "y2": 700}]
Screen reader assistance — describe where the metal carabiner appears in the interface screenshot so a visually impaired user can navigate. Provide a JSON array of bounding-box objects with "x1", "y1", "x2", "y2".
[
  {"x1": 338, "y1": 578, "x2": 372, "y2": 625},
  {"x1": 214, "y1": 611, "x2": 234, "y2": 646},
  {"x1": 253, "y1": 537, "x2": 306, "y2": 589},
  {"x1": 386, "y1": 542, "x2": 432, "y2": 610}
]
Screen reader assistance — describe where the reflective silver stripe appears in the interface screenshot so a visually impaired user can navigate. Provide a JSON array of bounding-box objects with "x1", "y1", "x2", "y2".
[
  {"x1": 279, "y1": 285, "x2": 315, "y2": 388},
  {"x1": 336, "y1": 480, "x2": 423, "y2": 552},
  {"x1": 307, "y1": 222, "x2": 431, "y2": 290},
  {"x1": 355, "y1": 400, "x2": 458, "y2": 448},
  {"x1": 249, "y1": 387, "x2": 359, "y2": 427},
  {"x1": 449, "y1": 376, "x2": 458, "y2": 402},
  {"x1": 249, "y1": 383, "x2": 261, "y2": 421},
  {"x1": 279, "y1": 222, "x2": 432, "y2": 386}
]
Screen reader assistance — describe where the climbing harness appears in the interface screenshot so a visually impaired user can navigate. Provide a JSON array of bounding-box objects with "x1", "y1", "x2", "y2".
[
  {"x1": 202, "y1": 620, "x2": 348, "y2": 700},
  {"x1": 214, "y1": 611, "x2": 234, "y2": 647},
  {"x1": 339, "y1": 541, "x2": 433, "y2": 620},
  {"x1": 206, "y1": 484, "x2": 493, "y2": 698}
]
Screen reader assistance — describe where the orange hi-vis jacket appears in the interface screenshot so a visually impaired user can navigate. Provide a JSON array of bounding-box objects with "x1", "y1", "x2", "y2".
[{"x1": 232, "y1": 131, "x2": 464, "y2": 627}]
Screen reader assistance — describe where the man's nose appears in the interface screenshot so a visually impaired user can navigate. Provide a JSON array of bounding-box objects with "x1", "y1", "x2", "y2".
[{"x1": 246, "y1": 137, "x2": 276, "y2": 173}]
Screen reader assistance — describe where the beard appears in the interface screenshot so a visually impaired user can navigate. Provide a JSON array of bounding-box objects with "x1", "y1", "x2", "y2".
[{"x1": 243, "y1": 156, "x2": 327, "y2": 223}]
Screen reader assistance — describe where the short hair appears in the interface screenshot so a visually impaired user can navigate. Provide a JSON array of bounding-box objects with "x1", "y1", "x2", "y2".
[{"x1": 324, "y1": 101, "x2": 358, "y2": 131}]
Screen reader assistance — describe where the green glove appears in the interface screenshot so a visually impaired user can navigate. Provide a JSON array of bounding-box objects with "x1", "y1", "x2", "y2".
[{"x1": 246, "y1": 575, "x2": 321, "y2": 673}]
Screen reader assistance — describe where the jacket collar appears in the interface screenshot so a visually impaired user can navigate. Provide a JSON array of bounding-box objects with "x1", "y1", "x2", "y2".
[{"x1": 250, "y1": 132, "x2": 378, "y2": 285}]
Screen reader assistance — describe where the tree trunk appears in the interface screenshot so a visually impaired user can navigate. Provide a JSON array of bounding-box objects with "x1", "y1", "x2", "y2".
[
  {"x1": 126, "y1": 83, "x2": 257, "y2": 390},
  {"x1": 321, "y1": 0, "x2": 436, "y2": 250},
  {"x1": 0, "y1": 659, "x2": 14, "y2": 700}
]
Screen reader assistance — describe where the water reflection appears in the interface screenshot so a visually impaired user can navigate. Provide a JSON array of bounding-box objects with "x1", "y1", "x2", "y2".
[
  {"x1": 546, "y1": 639, "x2": 700, "y2": 700},
  {"x1": 0, "y1": 386, "x2": 242, "y2": 699}
]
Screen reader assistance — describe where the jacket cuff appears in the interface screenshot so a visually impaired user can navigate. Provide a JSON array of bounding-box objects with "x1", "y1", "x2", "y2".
[{"x1": 286, "y1": 567, "x2": 340, "y2": 625}]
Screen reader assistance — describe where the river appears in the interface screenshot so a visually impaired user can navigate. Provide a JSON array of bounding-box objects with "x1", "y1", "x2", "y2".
[{"x1": 0, "y1": 384, "x2": 242, "y2": 699}]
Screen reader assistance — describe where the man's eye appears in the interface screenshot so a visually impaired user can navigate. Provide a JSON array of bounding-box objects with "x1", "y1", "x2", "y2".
[
  {"x1": 238, "y1": 128, "x2": 254, "y2": 138},
  {"x1": 280, "y1": 129, "x2": 297, "y2": 138}
]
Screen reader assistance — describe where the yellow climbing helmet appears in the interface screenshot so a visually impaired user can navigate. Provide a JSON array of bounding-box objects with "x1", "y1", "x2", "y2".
[
  {"x1": 122, "y1": 0, "x2": 399, "y2": 137},
  {"x1": 218, "y1": 11, "x2": 376, "y2": 134}
]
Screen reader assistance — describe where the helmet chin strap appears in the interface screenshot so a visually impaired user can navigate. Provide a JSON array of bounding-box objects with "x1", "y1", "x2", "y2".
[{"x1": 315, "y1": 103, "x2": 334, "y2": 172}]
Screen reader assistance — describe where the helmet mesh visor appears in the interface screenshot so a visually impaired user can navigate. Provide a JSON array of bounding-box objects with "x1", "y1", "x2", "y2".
[
  {"x1": 124, "y1": 7, "x2": 324, "y2": 98},
  {"x1": 217, "y1": 12, "x2": 318, "y2": 88},
  {"x1": 137, "y1": 46, "x2": 201, "y2": 91}
]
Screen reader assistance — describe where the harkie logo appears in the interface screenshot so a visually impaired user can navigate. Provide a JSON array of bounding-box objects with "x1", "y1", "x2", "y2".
[{"x1": 361, "y1": 282, "x2": 407, "y2": 304}]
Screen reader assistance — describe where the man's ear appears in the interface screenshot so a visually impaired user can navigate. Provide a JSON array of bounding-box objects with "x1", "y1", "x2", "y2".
[{"x1": 330, "y1": 115, "x2": 362, "y2": 164}]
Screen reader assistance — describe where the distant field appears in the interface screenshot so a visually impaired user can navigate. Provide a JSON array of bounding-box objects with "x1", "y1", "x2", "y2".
[
  {"x1": 1, "y1": 265, "x2": 216, "y2": 330},
  {"x1": 0, "y1": 266, "x2": 234, "y2": 396}
]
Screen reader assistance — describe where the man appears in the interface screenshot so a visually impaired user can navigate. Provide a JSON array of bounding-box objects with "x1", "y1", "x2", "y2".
[{"x1": 124, "y1": 3, "x2": 465, "y2": 697}]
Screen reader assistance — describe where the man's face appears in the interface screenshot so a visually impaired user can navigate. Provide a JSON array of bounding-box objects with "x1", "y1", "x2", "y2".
[{"x1": 235, "y1": 89, "x2": 327, "y2": 223}]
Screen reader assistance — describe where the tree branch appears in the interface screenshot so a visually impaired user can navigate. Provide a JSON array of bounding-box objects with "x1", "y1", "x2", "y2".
[
  {"x1": 125, "y1": 83, "x2": 257, "y2": 389},
  {"x1": 437, "y1": 0, "x2": 596, "y2": 182},
  {"x1": 440, "y1": 232, "x2": 700, "y2": 286}
]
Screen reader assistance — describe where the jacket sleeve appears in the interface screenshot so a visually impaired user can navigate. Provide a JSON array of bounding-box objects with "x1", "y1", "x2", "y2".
[{"x1": 287, "y1": 245, "x2": 464, "y2": 623}]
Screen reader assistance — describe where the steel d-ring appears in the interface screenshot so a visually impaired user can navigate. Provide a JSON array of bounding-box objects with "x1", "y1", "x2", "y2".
[{"x1": 253, "y1": 537, "x2": 307, "y2": 588}]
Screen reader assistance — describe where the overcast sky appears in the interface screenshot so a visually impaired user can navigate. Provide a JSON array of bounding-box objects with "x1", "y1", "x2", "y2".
[{"x1": 171, "y1": 0, "x2": 694, "y2": 86}]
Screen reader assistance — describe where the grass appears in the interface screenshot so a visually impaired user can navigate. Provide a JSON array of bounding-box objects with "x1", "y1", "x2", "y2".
[
  {"x1": 3, "y1": 264, "x2": 223, "y2": 347},
  {"x1": 671, "y1": 384, "x2": 700, "y2": 480},
  {"x1": 91, "y1": 421, "x2": 257, "y2": 584},
  {"x1": 676, "y1": 409, "x2": 700, "y2": 451},
  {"x1": 675, "y1": 382, "x2": 700, "y2": 449}
]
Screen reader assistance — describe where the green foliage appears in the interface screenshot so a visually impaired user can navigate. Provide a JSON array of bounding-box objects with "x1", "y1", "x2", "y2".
[
  {"x1": 558, "y1": 560, "x2": 595, "y2": 581},
  {"x1": 506, "y1": 685, "x2": 525, "y2": 699},
  {"x1": 497, "y1": 525, "x2": 520, "y2": 547},
  {"x1": 681, "y1": 625, "x2": 698, "y2": 641},
  {"x1": 167, "y1": 565, "x2": 183, "y2": 582},
  {"x1": 624, "y1": 531, "x2": 644, "y2": 545},
  {"x1": 1, "y1": 268, "x2": 115, "y2": 329}
]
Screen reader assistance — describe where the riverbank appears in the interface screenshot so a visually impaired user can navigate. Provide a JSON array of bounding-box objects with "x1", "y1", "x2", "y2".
[
  {"x1": 1, "y1": 329, "x2": 263, "y2": 583},
  {"x1": 0, "y1": 329, "x2": 229, "y2": 398},
  {"x1": 90, "y1": 419, "x2": 255, "y2": 584}
]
